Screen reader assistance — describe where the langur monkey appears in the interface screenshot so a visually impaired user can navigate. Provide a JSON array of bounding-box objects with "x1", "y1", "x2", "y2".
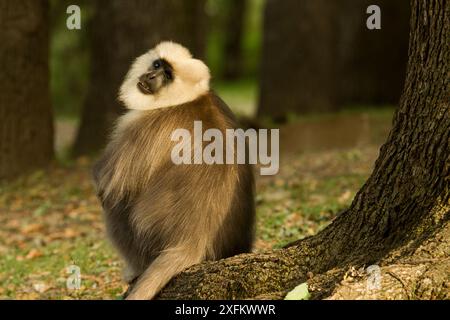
[{"x1": 93, "y1": 42, "x2": 255, "y2": 300}]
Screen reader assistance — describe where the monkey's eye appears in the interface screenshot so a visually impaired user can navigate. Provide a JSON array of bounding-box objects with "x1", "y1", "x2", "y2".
[
  {"x1": 153, "y1": 60, "x2": 161, "y2": 69},
  {"x1": 165, "y1": 70, "x2": 173, "y2": 80}
]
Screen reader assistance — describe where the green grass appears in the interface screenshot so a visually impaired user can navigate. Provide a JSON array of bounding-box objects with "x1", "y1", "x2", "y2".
[
  {"x1": 2, "y1": 98, "x2": 393, "y2": 299},
  {"x1": 0, "y1": 239, "x2": 118, "y2": 299},
  {"x1": 0, "y1": 144, "x2": 380, "y2": 299},
  {"x1": 253, "y1": 151, "x2": 370, "y2": 248},
  {"x1": 0, "y1": 162, "x2": 125, "y2": 299}
]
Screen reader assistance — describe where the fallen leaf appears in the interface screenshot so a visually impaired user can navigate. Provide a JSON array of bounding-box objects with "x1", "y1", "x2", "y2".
[
  {"x1": 338, "y1": 190, "x2": 352, "y2": 204},
  {"x1": 26, "y1": 249, "x2": 43, "y2": 260},
  {"x1": 63, "y1": 228, "x2": 79, "y2": 238},
  {"x1": 21, "y1": 223, "x2": 44, "y2": 235},
  {"x1": 285, "y1": 283, "x2": 310, "y2": 300},
  {"x1": 33, "y1": 282, "x2": 49, "y2": 293}
]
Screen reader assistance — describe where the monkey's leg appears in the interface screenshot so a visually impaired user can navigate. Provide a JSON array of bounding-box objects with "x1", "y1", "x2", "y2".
[{"x1": 125, "y1": 244, "x2": 205, "y2": 300}]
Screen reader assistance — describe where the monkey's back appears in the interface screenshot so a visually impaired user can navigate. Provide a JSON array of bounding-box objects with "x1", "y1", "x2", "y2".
[{"x1": 94, "y1": 92, "x2": 255, "y2": 275}]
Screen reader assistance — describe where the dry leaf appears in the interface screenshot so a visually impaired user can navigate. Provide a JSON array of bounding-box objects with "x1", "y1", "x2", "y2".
[
  {"x1": 25, "y1": 249, "x2": 43, "y2": 260},
  {"x1": 33, "y1": 282, "x2": 49, "y2": 293},
  {"x1": 21, "y1": 223, "x2": 44, "y2": 234}
]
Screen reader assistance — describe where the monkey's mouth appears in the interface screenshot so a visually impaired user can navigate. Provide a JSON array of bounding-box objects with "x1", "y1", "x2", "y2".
[{"x1": 137, "y1": 81, "x2": 153, "y2": 95}]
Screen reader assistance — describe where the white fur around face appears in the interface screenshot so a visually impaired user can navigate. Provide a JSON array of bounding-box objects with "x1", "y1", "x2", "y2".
[{"x1": 119, "y1": 41, "x2": 210, "y2": 110}]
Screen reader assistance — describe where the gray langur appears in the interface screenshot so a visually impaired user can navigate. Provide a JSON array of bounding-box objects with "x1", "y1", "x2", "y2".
[{"x1": 93, "y1": 42, "x2": 255, "y2": 300}]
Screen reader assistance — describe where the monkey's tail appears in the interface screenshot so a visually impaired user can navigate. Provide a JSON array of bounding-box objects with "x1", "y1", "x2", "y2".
[{"x1": 125, "y1": 244, "x2": 206, "y2": 300}]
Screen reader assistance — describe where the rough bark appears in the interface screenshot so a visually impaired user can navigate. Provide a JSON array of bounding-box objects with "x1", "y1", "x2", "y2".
[
  {"x1": 72, "y1": 0, "x2": 207, "y2": 156},
  {"x1": 222, "y1": 0, "x2": 247, "y2": 80},
  {"x1": 328, "y1": 220, "x2": 450, "y2": 300},
  {"x1": 149, "y1": 0, "x2": 449, "y2": 299},
  {"x1": 0, "y1": 0, "x2": 54, "y2": 180},
  {"x1": 257, "y1": 0, "x2": 339, "y2": 120},
  {"x1": 338, "y1": 0, "x2": 410, "y2": 106}
]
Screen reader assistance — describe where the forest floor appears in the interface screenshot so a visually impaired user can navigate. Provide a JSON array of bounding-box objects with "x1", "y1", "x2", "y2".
[{"x1": 0, "y1": 109, "x2": 393, "y2": 299}]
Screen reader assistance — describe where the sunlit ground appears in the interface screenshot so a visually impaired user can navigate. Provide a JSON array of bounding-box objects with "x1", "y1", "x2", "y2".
[{"x1": 0, "y1": 86, "x2": 394, "y2": 299}]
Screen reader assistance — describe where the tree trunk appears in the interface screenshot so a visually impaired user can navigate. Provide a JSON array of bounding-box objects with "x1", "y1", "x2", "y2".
[
  {"x1": 257, "y1": 0, "x2": 339, "y2": 121},
  {"x1": 338, "y1": 0, "x2": 410, "y2": 106},
  {"x1": 222, "y1": 0, "x2": 247, "y2": 80},
  {"x1": 72, "y1": 0, "x2": 207, "y2": 156},
  {"x1": 151, "y1": 0, "x2": 449, "y2": 299},
  {"x1": 0, "y1": 0, "x2": 54, "y2": 180}
]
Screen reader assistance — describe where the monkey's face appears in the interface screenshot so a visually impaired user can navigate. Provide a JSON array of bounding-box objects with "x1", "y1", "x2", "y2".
[
  {"x1": 119, "y1": 41, "x2": 210, "y2": 111},
  {"x1": 137, "y1": 59, "x2": 173, "y2": 95}
]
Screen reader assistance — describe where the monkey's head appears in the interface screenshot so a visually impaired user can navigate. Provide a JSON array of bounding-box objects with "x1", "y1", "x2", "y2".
[{"x1": 119, "y1": 41, "x2": 210, "y2": 110}]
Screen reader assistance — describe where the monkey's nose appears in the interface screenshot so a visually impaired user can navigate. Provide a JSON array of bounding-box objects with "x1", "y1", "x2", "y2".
[
  {"x1": 141, "y1": 71, "x2": 159, "y2": 82},
  {"x1": 139, "y1": 73, "x2": 153, "y2": 84}
]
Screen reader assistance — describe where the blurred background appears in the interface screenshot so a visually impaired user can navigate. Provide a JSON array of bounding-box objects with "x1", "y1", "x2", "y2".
[
  {"x1": 47, "y1": 0, "x2": 410, "y2": 158},
  {"x1": 0, "y1": 0, "x2": 411, "y2": 298}
]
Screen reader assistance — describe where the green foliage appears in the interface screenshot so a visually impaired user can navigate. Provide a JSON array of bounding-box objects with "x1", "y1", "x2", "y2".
[
  {"x1": 50, "y1": 0, "x2": 93, "y2": 117},
  {"x1": 242, "y1": 0, "x2": 265, "y2": 78},
  {"x1": 206, "y1": 0, "x2": 264, "y2": 79},
  {"x1": 212, "y1": 79, "x2": 258, "y2": 116}
]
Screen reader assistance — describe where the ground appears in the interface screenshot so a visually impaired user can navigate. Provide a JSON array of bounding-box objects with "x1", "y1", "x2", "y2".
[{"x1": 0, "y1": 109, "x2": 393, "y2": 299}]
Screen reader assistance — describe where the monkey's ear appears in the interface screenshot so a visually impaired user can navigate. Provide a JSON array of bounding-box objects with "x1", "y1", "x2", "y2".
[{"x1": 176, "y1": 59, "x2": 210, "y2": 86}]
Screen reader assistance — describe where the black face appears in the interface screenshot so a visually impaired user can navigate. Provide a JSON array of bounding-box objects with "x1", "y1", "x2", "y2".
[{"x1": 137, "y1": 59, "x2": 174, "y2": 95}]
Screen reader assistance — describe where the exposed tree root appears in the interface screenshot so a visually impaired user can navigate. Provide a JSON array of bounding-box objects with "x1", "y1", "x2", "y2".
[
  {"x1": 317, "y1": 221, "x2": 450, "y2": 300},
  {"x1": 153, "y1": 216, "x2": 449, "y2": 300},
  {"x1": 326, "y1": 259, "x2": 449, "y2": 300}
]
